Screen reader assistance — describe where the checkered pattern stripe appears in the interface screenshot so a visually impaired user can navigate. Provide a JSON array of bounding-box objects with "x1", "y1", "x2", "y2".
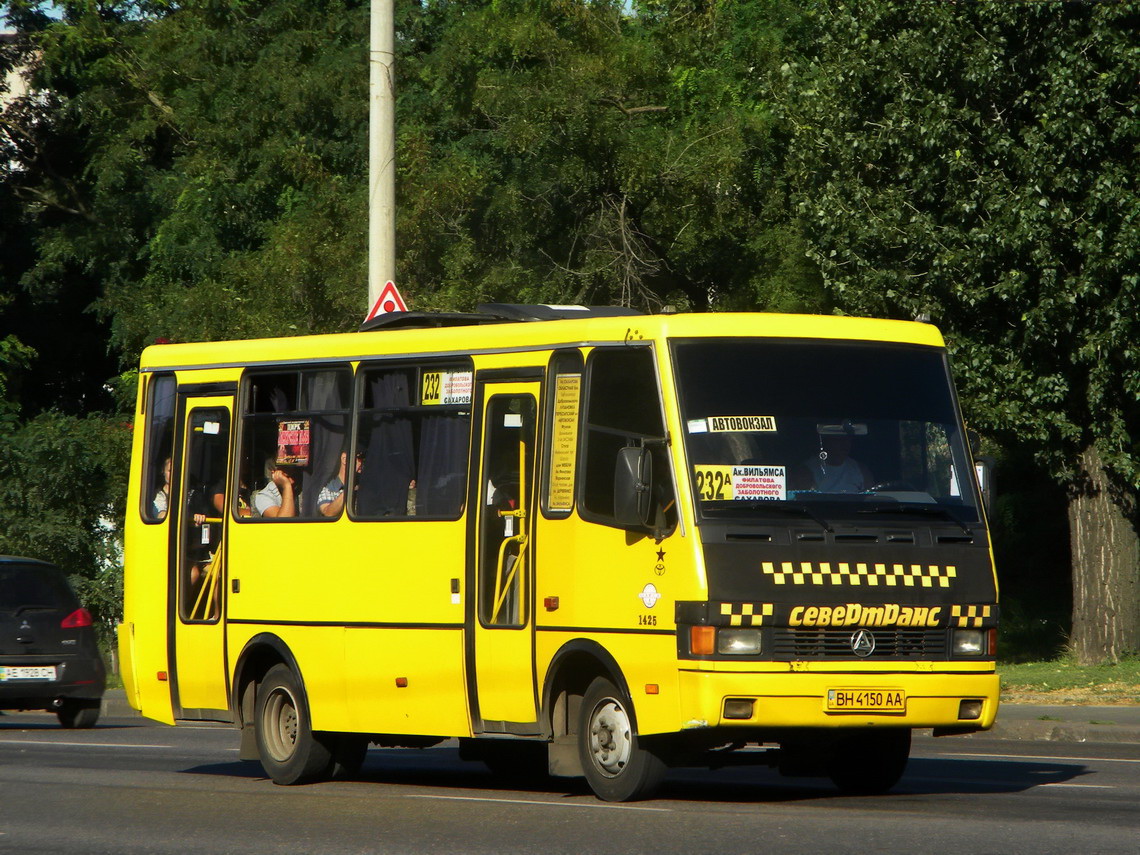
[
  {"x1": 761, "y1": 561, "x2": 957, "y2": 588},
  {"x1": 718, "y1": 602, "x2": 774, "y2": 627},
  {"x1": 952, "y1": 604, "x2": 992, "y2": 628}
]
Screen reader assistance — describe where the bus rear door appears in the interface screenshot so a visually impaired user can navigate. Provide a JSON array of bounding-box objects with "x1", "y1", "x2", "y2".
[{"x1": 170, "y1": 394, "x2": 233, "y2": 719}]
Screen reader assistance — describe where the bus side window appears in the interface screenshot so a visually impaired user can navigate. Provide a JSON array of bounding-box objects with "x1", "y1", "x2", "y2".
[
  {"x1": 239, "y1": 367, "x2": 351, "y2": 520},
  {"x1": 353, "y1": 362, "x2": 472, "y2": 520},
  {"x1": 141, "y1": 374, "x2": 177, "y2": 523},
  {"x1": 580, "y1": 347, "x2": 676, "y2": 532}
]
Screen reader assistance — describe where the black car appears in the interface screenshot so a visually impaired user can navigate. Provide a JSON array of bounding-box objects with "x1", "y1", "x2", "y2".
[{"x1": 0, "y1": 556, "x2": 106, "y2": 728}]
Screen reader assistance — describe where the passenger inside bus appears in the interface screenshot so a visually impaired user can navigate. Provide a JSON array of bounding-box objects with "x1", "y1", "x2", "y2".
[
  {"x1": 797, "y1": 424, "x2": 873, "y2": 493},
  {"x1": 153, "y1": 457, "x2": 172, "y2": 520},
  {"x1": 253, "y1": 458, "x2": 299, "y2": 518},
  {"x1": 318, "y1": 451, "x2": 362, "y2": 518}
]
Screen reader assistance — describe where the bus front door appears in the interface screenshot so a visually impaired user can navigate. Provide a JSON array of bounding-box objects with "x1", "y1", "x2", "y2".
[
  {"x1": 170, "y1": 396, "x2": 233, "y2": 719},
  {"x1": 471, "y1": 383, "x2": 539, "y2": 729}
]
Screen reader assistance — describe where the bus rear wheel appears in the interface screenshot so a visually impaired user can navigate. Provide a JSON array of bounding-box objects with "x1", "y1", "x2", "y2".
[
  {"x1": 827, "y1": 728, "x2": 911, "y2": 795},
  {"x1": 255, "y1": 663, "x2": 334, "y2": 785},
  {"x1": 577, "y1": 676, "x2": 666, "y2": 802}
]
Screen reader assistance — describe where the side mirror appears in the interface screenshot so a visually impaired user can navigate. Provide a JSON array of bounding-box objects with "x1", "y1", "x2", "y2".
[
  {"x1": 614, "y1": 446, "x2": 653, "y2": 528},
  {"x1": 974, "y1": 455, "x2": 995, "y2": 515}
]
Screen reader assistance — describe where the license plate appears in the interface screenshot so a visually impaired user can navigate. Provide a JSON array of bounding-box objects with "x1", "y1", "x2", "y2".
[
  {"x1": 826, "y1": 688, "x2": 905, "y2": 712},
  {"x1": 0, "y1": 665, "x2": 58, "y2": 682}
]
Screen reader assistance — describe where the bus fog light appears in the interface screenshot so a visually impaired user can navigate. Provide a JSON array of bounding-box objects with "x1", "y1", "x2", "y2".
[
  {"x1": 723, "y1": 698, "x2": 755, "y2": 720},
  {"x1": 958, "y1": 699, "x2": 983, "y2": 721},
  {"x1": 953, "y1": 629, "x2": 985, "y2": 655},
  {"x1": 717, "y1": 628, "x2": 762, "y2": 655}
]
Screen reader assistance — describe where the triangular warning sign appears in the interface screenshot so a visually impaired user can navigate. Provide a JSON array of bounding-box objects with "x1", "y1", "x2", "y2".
[{"x1": 365, "y1": 281, "x2": 409, "y2": 322}]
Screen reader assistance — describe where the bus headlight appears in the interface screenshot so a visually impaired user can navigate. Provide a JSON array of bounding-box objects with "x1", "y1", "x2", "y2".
[
  {"x1": 717, "y1": 628, "x2": 763, "y2": 655},
  {"x1": 953, "y1": 629, "x2": 985, "y2": 655}
]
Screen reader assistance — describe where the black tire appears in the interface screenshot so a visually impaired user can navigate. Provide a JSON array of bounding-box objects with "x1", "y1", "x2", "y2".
[
  {"x1": 254, "y1": 663, "x2": 334, "y2": 785},
  {"x1": 577, "y1": 676, "x2": 666, "y2": 802},
  {"x1": 827, "y1": 729, "x2": 911, "y2": 795},
  {"x1": 57, "y1": 699, "x2": 100, "y2": 729}
]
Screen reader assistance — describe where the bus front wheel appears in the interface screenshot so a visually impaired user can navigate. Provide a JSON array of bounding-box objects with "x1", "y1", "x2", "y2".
[
  {"x1": 578, "y1": 676, "x2": 666, "y2": 802},
  {"x1": 255, "y1": 663, "x2": 334, "y2": 785}
]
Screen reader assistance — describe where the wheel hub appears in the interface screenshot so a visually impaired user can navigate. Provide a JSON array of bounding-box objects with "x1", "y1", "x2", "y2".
[{"x1": 589, "y1": 699, "x2": 632, "y2": 778}]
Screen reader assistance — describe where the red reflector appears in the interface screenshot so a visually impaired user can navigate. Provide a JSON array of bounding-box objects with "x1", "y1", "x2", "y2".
[
  {"x1": 395, "y1": 677, "x2": 408, "y2": 688},
  {"x1": 61, "y1": 608, "x2": 93, "y2": 628},
  {"x1": 157, "y1": 671, "x2": 168, "y2": 682},
  {"x1": 544, "y1": 596, "x2": 560, "y2": 611}
]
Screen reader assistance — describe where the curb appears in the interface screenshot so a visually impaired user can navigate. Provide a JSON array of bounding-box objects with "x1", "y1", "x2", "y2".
[{"x1": 979, "y1": 706, "x2": 1140, "y2": 745}]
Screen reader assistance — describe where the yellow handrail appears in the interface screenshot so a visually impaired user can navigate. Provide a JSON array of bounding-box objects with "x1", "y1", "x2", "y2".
[
  {"x1": 190, "y1": 549, "x2": 222, "y2": 621},
  {"x1": 490, "y1": 437, "x2": 527, "y2": 625}
]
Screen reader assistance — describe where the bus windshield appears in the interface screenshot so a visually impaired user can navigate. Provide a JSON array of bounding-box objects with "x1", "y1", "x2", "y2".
[{"x1": 672, "y1": 338, "x2": 981, "y2": 524}]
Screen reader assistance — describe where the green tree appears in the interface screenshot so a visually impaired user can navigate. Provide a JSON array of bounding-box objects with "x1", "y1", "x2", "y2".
[
  {"x1": 397, "y1": 0, "x2": 821, "y2": 313},
  {"x1": 782, "y1": 2, "x2": 1140, "y2": 662},
  {"x1": 7, "y1": 0, "x2": 370, "y2": 360}
]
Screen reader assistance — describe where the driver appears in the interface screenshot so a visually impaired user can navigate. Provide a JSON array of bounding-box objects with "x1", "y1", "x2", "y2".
[{"x1": 802, "y1": 424, "x2": 873, "y2": 493}]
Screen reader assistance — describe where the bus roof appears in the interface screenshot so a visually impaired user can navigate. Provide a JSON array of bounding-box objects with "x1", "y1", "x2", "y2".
[{"x1": 137, "y1": 309, "x2": 946, "y2": 373}]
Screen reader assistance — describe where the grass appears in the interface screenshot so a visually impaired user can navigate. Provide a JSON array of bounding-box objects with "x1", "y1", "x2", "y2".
[{"x1": 999, "y1": 656, "x2": 1140, "y2": 705}]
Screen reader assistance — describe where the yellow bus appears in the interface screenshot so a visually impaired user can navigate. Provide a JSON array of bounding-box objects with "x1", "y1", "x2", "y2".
[{"x1": 118, "y1": 306, "x2": 999, "y2": 801}]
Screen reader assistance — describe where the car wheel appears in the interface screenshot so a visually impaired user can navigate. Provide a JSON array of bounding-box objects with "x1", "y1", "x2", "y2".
[
  {"x1": 254, "y1": 663, "x2": 334, "y2": 785},
  {"x1": 578, "y1": 676, "x2": 665, "y2": 802},
  {"x1": 57, "y1": 698, "x2": 100, "y2": 729}
]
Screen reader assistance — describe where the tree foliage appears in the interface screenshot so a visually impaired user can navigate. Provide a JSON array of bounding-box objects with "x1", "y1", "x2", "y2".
[
  {"x1": 783, "y1": 1, "x2": 1140, "y2": 485},
  {"x1": 397, "y1": 0, "x2": 822, "y2": 312},
  {"x1": 781, "y1": 1, "x2": 1140, "y2": 660}
]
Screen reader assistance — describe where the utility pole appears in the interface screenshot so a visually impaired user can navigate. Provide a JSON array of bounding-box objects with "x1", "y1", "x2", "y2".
[{"x1": 368, "y1": 0, "x2": 396, "y2": 311}]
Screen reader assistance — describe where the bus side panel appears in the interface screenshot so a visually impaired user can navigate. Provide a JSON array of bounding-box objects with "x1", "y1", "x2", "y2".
[
  {"x1": 226, "y1": 519, "x2": 469, "y2": 736},
  {"x1": 534, "y1": 513, "x2": 705, "y2": 736},
  {"x1": 227, "y1": 624, "x2": 349, "y2": 730},
  {"x1": 344, "y1": 627, "x2": 470, "y2": 736}
]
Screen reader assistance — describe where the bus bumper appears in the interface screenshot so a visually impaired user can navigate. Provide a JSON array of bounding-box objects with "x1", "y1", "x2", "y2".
[{"x1": 675, "y1": 668, "x2": 1000, "y2": 731}]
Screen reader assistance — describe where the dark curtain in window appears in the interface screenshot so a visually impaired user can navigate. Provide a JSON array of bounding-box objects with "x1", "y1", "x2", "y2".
[
  {"x1": 357, "y1": 372, "x2": 415, "y2": 516},
  {"x1": 301, "y1": 372, "x2": 348, "y2": 517},
  {"x1": 416, "y1": 415, "x2": 468, "y2": 516}
]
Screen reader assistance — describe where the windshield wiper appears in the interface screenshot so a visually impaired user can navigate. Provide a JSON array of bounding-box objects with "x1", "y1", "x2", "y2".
[{"x1": 858, "y1": 503, "x2": 973, "y2": 535}]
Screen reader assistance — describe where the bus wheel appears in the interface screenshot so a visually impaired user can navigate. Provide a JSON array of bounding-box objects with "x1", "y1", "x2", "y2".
[
  {"x1": 827, "y1": 729, "x2": 911, "y2": 795},
  {"x1": 578, "y1": 676, "x2": 665, "y2": 802},
  {"x1": 255, "y1": 663, "x2": 334, "y2": 785}
]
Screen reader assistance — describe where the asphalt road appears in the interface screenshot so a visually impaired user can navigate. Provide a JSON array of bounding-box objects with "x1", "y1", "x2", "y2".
[{"x1": 0, "y1": 712, "x2": 1137, "y2": 855}]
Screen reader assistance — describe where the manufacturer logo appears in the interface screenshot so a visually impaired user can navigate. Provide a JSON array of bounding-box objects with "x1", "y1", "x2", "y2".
[
  {"x1": 638, "y1": 584, "x2": 661, "y2": 609},
  {"x1": 850, "y1": 629, "x2": 876, "y2": 657}
]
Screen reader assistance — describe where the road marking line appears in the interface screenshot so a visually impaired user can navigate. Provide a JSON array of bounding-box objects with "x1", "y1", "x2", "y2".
[
  {"x1": 1039, "y1": 783, "x2": 1116, "y2": 789},
  {"x1": 405, "y1": 794, "x2": 670, "y2": 812},
  {"x1": 940, "y1": 752, "x2": 1140, "y2": 764},
  {"x1": 0, "y1": 739, "x2": 170, "y2": 749}
]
